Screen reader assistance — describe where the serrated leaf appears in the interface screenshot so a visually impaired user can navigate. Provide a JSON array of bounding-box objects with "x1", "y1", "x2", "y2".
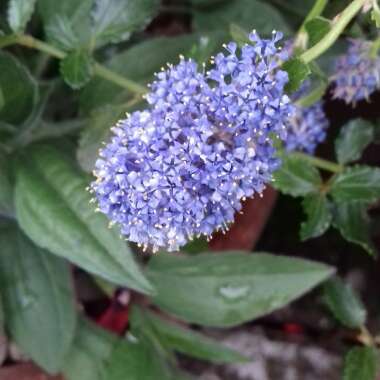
[
  {"x1": 7, "y1": 0, "x2": 36, "y2": 33},
  {"x1": 45, "y1": 15, "x2": 80, "y2": 51},
  {"x1": 343, "y1": 347, "x2": 378, "y2": 380},
  {"x1": 91, "y1": 0, "x2": 159, "y2": 47},
  {"x1": 273, "y1": 154, "x2": 322, "y2": 197},
  {"x1": 77, "y1": 105, "x2": 126, "y2": 172},
  {"x1": 14, "y1": 144, "x2": 154, "y2": 294},
  {"x1": 0, "y1": 51, "x2": 38, "y2": 125},
  {"x1": 283, "y1": 57, "x2": 311, "y2": 93},
  {"x1": 0, "y1": 223, "x2": 77, "y2": 374},
  {"x1": 305, "y1": 17, "x2": 331, "y2": 47},
  {"x1": 330, "y1": 166, "x2": 380, "y2": 203},
  {"x1": 323, "y1": 277, "x2": 366, "y2": 328},
  {"x1": 193, "y1": 0, "x2": 291, "y2": 36},
  {"x1": 131, "y1": 306, "x2": 248, "y2": 363},
  {"x1": 38, "y1": 0, "x2": 93, "y2": 48},
  {"x1": 147, "y1": 252, "x2": 334, "y2": 327},
  {"x1": 332, "y1": 202, "x2": 376, "y2": 256},
  {"x1": 300, "y1": 194, "x2": 332, "y2": 240},
  {"x1": 335, "y1": 119, "x2": 374, "y2": 165},
  {"x1": 60, "y1": 50, "x2": 94, "y2": 89}
]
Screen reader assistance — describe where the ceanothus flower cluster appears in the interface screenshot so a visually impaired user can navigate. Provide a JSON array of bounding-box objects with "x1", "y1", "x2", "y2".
[
  {"x1": 91, "y1": 31, "x2": 293, "y2": 252},
  {"x1": 331, "y1": 39, "x2": 380, "y2": 104},
  {"x1": 285, "y1": 82, "x2": 328, "y2": 154}
]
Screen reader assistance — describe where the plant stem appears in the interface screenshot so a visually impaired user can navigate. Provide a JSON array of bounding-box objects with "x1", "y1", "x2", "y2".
[
  {"x1": 2, "y1": 34, "x2": 147, "y2": 95},
  {"x1": 301, "y1": 0, "x2": 367, "y2": 63},
  {"x1": 295, "y1": 82, "x2": 328, "y2": 107},
  {"x1": 291, "y1": 152, "x2": 344, "y2": 173},
  {"x1": 94, "y1": 63, "x2": 146, "y2": 95}
]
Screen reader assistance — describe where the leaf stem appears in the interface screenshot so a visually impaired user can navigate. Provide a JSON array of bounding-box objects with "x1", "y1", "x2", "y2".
[
  {"x1": 301, "y1": 0, "x2": 367, "y2": 63},
  {"x1": 291, "y1": 152, "x2": 344, "y2": 173},
  {"x1": 294, "y1": 0, "x2": 328, "y2": 48},
  {"x1": 2, "y1": 34, "x2": 147, "y2": 95}
]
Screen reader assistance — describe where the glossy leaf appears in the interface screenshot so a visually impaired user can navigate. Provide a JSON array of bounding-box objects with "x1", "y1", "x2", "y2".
[
  {"x1": 14, "y1": 145, "x2": 154, "y2": 294},
  {"x1": 131, "y1": 306, "x2": 248, "y2": 363},
  {"x1": 323, "y1": 277, "x2": 366, "y2": 328},
  {"x1": 330, "y1": 166, "x2": 380, "y2": 203},
  {"x1": 60, "y1": 50, "x2": 94, "y2": 89},
  {"x1": 91, "y1": 0, "x2": 159, "y2": 47},
  {"x1": 0, "y1": 51, "x2": 38, "y2": 125},
  {"x1": 300, "y1": 194, "x2": 332, "y2": 241},
  {"x1": 343, "y1": 347, "x2": 378, "y2": 380},
  {"x1": 283, "y1": 57, "x2": 311, "y2": 93},
  {"x1": 38, "y1": 0, "x2": 93, "y2": 48},
  {"x1": 305, "y1": 17, "x2": 331, "y2": 47},
  {"x1": 335, "y1": 119, "x2": 374, "y2": 165},
  {"x1": 332, "y1": 202, "x2": 376, "y2": 256},
  {"x1": 0, "y1": 223, "x2": 76, "y2": 374},
  {"x1": 192, "y1": 0, "x2": 291, "y2": 36},
  {"x1": 147, "y1": 252, "x2": 334, "y2": 327},
  {"x1": 273, "y1": 154, "x2": 321, "y2": 197},
  {"x1": 7, "y1": 0, "x2": 36, "y2": 32}
]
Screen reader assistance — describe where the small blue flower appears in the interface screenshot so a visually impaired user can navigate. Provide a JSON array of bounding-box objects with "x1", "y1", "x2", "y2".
[
  {"x1": 91, "y1": 32, "x2": 292, "y2": 251},
  {"x1": 285, "y1": 82, "x2": 328, "y2": 154},
  {"x1": 331, "y1": 39, "x2": 380, "y2": 104}
]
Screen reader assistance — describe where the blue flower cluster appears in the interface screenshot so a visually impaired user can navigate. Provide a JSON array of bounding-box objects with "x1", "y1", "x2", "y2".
[
  {"x1": 331, "y1": 39, "x2": 380, "y2": 104},
  {"x1": 285, "y1": 82, "x2": 328, "y2": 154},
  {"x1": 91, "y1": 31, "x2": 293, "y2": 251}
]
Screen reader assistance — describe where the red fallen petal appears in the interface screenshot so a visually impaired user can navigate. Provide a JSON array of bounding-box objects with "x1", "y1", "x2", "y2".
[
  {"x1": 96, "y1": 291, "x2": 130, "y2": 335},
  {"x1": 209, "y1": 187, "x2": 278, "y2": 251},
  {"x1": 283, "y1": 323, "x2": 304, "y2": 335},
  {"x1": 97, "y1": 302, "x2": 129, "y2": 335}
]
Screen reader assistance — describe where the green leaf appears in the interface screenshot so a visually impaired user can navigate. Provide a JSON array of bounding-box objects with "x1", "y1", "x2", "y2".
[
  {"x1": 335, "y1": 119, "x2": 374, "y2": 165},
  {"x1": 60, "y1": 50, "x2": 94, "y2": 89},
  {"x1": 38, "y1": 0, "x2": 93, "y2": 48},
  {"x1": 0, "y1": 85, "x2": 4, "y2": 111},
  {"x1": 229, "y1": 23, "x2": 250, "y2": 45},
  {"x1": 77, "y1": 105, "x2": 126, "y2": 172},
  {"x1": 7, "y1": 0, "x2": 36, "y2": 32},
  {"x1": 14, "y1": 144, "x2": 154, "y2": 294},
  {"x1": 80, "y1": 32, "x2": 227, "y2": 112},
  {"x1": 330, "y1": 166, "x2": 380, "y2": 203},
  {"x1": 332, "y1": 202, "x2": 376, "y2": 256},
  {"x1": 283, "y1": 57, "x2": 311, "y2": 93},
  {"x1": 45, "y1": 15, "x2": 80, "y2": 51},
  {"x1": 106, "y1": 338, "x2": 173, "y2": 380},
  {"x1": 371, "y1": 8, "x2": 380, "y2": 28},
  {"x1": 0, "y1": 223, "x2": 77, "y2": 374},
  {"x1": 323, "y1": 277, "x2": 366, "y2": 328},
  {"x1": 300, "y1": 194, "x2": 332, "y2": 241},
  {"x1": 147, "y1": 252, "x2": 334, "y2": 327},
  {"x1": 193, "y1": 0, "x2": 291, "y2": 36},
  {"x1": 63, "y1": 318, "x2": 118, "y2": 380},
  {"x1": 0, "y1": 154, "x2": 14, "y2": 217},
  {"x1": 131, "y1": 306, "x2": 248, "y2": 363},
  {"x1": 305, "y1": 17, "x2": 331, "y2": 47},
  {"x1": 273, "y1": 154, "x2": 322, "y2": 197},
  {"x1": 0, "y1": 51, "x2": 38, "y2": 125},
  {"x1": 343, "y1": 347, "x2": 378, "y2": 380},
  {"x1": 90, "y1": 0, "x2": 159, "y2": 47}
]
